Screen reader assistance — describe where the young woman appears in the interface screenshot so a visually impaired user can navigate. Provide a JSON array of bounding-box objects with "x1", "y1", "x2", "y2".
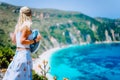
[{"x1": 3, "y1": 6, "x2": 41, "y2": 80}]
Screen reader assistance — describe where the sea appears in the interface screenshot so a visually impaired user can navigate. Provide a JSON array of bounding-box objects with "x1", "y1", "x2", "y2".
[{"x1": 49, "y1": 43, "x2": 120, "y2": 80}]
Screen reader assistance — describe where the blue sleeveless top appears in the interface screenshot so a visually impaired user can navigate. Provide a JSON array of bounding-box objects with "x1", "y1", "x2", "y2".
[{"x1": 16, "y1": 31, "x2": 30, "y2": 48}]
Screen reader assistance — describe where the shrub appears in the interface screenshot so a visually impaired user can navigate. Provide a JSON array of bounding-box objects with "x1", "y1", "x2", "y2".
[
  {"x1": 0, "y1": 46, "x2": 14, "y2": 68},
  {"x1": 32, "y1": 70, "x2": 48, "y2": 80}
]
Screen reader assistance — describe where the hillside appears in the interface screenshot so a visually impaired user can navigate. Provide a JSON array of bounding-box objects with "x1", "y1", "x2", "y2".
[{"x1": 0, "y1": 2, "x2": 120, "y2": 57}]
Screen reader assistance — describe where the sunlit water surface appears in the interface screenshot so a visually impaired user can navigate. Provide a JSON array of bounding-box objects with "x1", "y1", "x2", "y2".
[{"x1": 50, "y1": 43, "x2": 120, "y2": 80}]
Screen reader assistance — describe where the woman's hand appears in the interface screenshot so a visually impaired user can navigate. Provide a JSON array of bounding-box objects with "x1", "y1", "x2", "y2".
[
  {"x1": 35, "y1": 34, "x2": 41, "y2": 42},
  {"x1": 10, "y1": 32, "x2": 16, "y2": 44},
  {"x1": 20, "y1": 27, "x2": 42, "y2": 44}
]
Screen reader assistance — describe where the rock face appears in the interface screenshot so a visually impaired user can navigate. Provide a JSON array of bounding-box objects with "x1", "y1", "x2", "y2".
[
  {"x1": 50, "y1": 36, "x2": 59, "y2": 47},
  {"x1": 111, "y1": 29, "x2": 116, "y2": 41},
  {"x1": 39, "y1": 13, "x2": 44, "y2": 19},
  {"x1": 0, "y1": 2, "x2": 120, "y2": 54},
  {"x1": 105, "y1": 30, "x2": 112, "y2": 42},
  {"x1": 91, "y1": 24, "x2": 97, "y2": 32},
  {"x1": 86, "y1": 34, "x2": 91, "y2": 43}
]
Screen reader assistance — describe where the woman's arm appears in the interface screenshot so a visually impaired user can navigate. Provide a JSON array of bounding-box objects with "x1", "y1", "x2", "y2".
[
  {"x1": 20, "y1": 28, "x2": 34, "y2": 45},
  {"x1": 10, "y1": 32, "x2": 16, "y2": 44},
  {"x1": 20, "y1": 27, "x2": 41, "y2": 45}
]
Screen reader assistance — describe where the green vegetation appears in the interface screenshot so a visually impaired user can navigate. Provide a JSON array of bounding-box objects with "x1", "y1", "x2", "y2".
[
  {"x1": 0, "y1": 2, "x2": 120, "y2": 79},
  {"x1": 0, "y1": 46, "x2": 14, "y2": 68},
  {"x1": 32, "y1": 70, "x2": 47, "y2": 80},
  {"x1": 0, "y1": 2, "x2": 120, "y2": 61}
]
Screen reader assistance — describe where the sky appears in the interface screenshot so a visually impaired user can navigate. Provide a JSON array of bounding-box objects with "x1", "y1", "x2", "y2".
[{"x1": 0, "y1": 0, "x2": 120, "y2": 19}]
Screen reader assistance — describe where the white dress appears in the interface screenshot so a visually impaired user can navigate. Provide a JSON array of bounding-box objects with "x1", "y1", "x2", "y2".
[{"x1": 3, "y1": 21, "x2": 33, "y2": 80}]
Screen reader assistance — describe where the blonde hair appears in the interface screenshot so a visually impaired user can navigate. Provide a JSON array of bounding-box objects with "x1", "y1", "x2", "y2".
[{"x1": 15, "y1": 6, "x2": 32, "y2": 32}]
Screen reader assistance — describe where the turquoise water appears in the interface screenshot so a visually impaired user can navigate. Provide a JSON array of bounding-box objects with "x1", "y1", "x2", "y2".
[{"x1": 50, "y1": 43, "x2": 120, "y2": 80}]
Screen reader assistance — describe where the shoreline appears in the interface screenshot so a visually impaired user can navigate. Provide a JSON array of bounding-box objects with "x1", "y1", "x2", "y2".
[
  {"x1": 32, "y1": 41, "x2": 120, "y2": 79},
  {"x1": 33, "y1": 47, "x2": 61, "y2": 80}
]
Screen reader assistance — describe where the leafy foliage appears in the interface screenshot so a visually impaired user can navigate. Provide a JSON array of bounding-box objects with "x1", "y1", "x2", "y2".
[
  {"x1": 0, "y1": 2, "x2": 120, "y2": 56},
  {"x1": 0, "y1": 46, "x2": 14, "y2": 68},
  {"x1": 32, "y1": 70, "x2": 48, "y2": 80}
]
